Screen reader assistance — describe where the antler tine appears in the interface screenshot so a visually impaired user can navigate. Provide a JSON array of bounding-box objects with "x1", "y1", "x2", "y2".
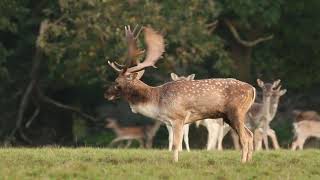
[
  {"x1": 123, "y1": 24, "x2": 145, "y2": 68},
  {"x1": 132, "y1": 24, "x2": 139, "y2": 35},
  {"x1": 108, "y1": 61, "x2": 122, "y2": 72},
  {"x1": 134, "y1": 26, "x2": 144, "y2": 39},
  {"x1": 114, "y1": 61, "x2": 125, "y2": 67}
]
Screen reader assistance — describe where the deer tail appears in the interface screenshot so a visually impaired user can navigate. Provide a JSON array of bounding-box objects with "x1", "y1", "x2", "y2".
[{"x1": 248, "y1": 86, "x2": 256, "y2": 109}]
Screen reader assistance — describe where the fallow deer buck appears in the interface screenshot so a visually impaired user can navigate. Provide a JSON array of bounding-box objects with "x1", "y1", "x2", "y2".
[
  {"x1": 104, "y1": 25, "x2": 256, "y2": 163},
  {"x1": 291, "y1": 110, "x2": 320, "y2": 150},
  {"x1": 105, "y1": 118, "x2": 161, "y2": 148}
]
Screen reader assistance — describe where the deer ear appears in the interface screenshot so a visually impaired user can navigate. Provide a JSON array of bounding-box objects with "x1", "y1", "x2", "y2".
[
  {"x1": 272, "y1": 79, "x2": 281, "y2": 88},
  {"x1": 135, "y1": 70, "x2": 145, "y2": 80},
  {"x1": 188, "y1": 74, "x2": 195, "y2": 80},
  {"x1": 171, "y1": 73, "x2": 178, "y2": 80},
  {"x1": 127, "y1": 70, "x2": 145, "y2": 80},
  {"x1": 280, "y1": 89, "x2": 287, "y2": 96},
  {"x1": 257, "y1": 79, "x2": 264, "y2": 88}
]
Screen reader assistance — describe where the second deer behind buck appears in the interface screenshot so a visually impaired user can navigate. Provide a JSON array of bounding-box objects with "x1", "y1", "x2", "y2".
[
  {"x1": 230, "y1": 79, "x2": 283, "y2": 150},
  {"x1": 247, "y1": 79, "x2": 286, "y2": 150},
  {"x1": 105, "y1": 25, "x2": 256, "y2": 163}
]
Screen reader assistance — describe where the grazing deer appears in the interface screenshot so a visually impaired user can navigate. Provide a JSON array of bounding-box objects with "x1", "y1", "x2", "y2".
[
  {"x1": 292, "y1": 110, "x2": 320, "y2": 150},
  {"x1": 104, "y1": 25, "x2": 256, "y2": 163},
  {"x1": 105, "y1": 118, "x2": 160, "y2": 148}
]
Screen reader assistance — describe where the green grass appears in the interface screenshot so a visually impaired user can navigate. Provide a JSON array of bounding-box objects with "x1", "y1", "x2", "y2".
[{"x1": 0, "y1": 148, "x2": 319, "y2": 179}]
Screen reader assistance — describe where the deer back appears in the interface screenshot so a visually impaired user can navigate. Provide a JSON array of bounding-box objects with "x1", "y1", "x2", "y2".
[{"x1": 156, "y1": 78, "x2": 255, "y2": 123}]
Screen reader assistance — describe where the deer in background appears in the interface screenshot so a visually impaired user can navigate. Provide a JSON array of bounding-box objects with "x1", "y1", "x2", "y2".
[
  {"x1": 249, "y1": 80, "x2": 287, "y2": 150},
  {"x1": 104, "y1": 25, "x2": 256, "y2": 163},
  {"x1": 291, "y1": 110, "x2": 320, "y2": 150},
  {"x1": 105, "y1": 118, "x2": 161, "y2": 148},
  {"x1": 195, "y1": 118, "x2": 230, "y2": 150},
  {"x1": 230, "y1": 79, "x2": 286, "y2": 151}
]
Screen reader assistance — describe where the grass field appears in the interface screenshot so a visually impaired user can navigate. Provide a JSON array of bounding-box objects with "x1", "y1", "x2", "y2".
[{"x1": 0, "y1": 148, "x2": 319, "y2": 179}]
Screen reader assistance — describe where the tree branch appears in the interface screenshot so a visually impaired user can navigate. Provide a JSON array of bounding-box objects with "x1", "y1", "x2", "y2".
[
  {"x1": 9, "y1": 20, "x2": 49, "y2": 143},
  {"x1": 223, "y1": 19, "x2": 273, "y2": 47},
  {"x1": 38, "y1": 91, "x2": 97, "y2": 122},
  {"x1": 206, "y1": 20, "x2": 219, "y2": 34},
  {"x1": 25, "y1": 107, "x2": 40, "y2": 128}
]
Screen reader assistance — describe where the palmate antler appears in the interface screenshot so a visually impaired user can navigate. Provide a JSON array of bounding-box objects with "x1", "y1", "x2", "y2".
[
  {"x1": 108, "y1": 25, "x2": 165, "y2": 74},
  {"x1": 125, "y1": 25, "x2": 144, "y2": 67},
  {"x1": 126, "y1": 27, "x2": 165, "y2": 73}
]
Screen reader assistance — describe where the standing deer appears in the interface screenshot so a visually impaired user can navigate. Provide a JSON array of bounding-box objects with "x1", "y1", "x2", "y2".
[
  {"x1": 104, "y1": 25, "x2": 256, "y2": 163},
  {"x1": 230, "y1": 79, "x2": 286, "y2": 151},
  {"x1": 167, "y1": 73, "x2": 195, "y2": 152},
  {"x1": 171, "y1": 73, "x2": 230, "y2": 151},
  {"x1": 291, "y1": 110, "x2": 320, "y2": 150},
  {"x1": 105, "y1": 118, "x2": 160, "y2": 148},
  {"x1": 250, "y1": 81, "x2": 286, "y2": 150}
]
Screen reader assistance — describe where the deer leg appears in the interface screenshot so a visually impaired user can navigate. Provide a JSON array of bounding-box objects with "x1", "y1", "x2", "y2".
[
  {"x1": 244, "y1": 126, "x2": 254, "y2": 161},
  {"x1": 217, "y1": 122, "x2": 225, "y2": 150},
  {"x1": 206, "y1": 125, "x2": 213, "y2": 150},
  {"x1": 166, "y1": 124, "x2": 173, "y2": 151},
  {"x1": 267, "y1": 128, "x2": 280, "y2": 149},
  {"x1": 230, "y1": 129, "x2": 241, "y2": 150},
  {"x1": 145, "y1": 137, "x2": 152, "y2": 149},
  {"x1": 254, "y1": 128, "x2": 263, "y2": 151},
  {"x1": 108, "y1": 137, "x2": 124, "y2": 147},
  {"x1": 124, "y1": 140, "x2": 133, "y2": 148},
  {"x1": 230, "y1": 114, "x2": 249, "y2": 163},
  {"x1": 172, "y1": 120, "x2": 184, "y2": 162},
  {"x1": 138, "y1": 138, "x2": 144, "y2": 148},
  {"x1": 211, "y1": 123, "x2": 220, "y2": 150},
  {"x1": 262, "y1": 121, "x2": 269, "y2": 150},
  {"x1": 296, "y1": 136, "x2": 307, "y2": 150},
  {"x1": 183, "y1": 124, "x2": 190, "y2": 152}
]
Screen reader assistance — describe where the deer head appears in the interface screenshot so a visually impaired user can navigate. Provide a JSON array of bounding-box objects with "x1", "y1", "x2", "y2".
[
  {"x1": 257, "y1": 79, "x2": 281, "y2": 99},
  {"x1": 104, "y1": 25, "x2": 165, "y2": 102},
  {"x1": 105, "y1": 118, "x2": 118, "y2": 128}
]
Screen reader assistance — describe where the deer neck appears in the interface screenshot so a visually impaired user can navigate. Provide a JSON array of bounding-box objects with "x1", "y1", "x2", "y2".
[
  {"x1": 262, "y1": 96, "x2": 272, "y2": 120},
  {"x1": 123, "y1": 80, "x2": 160, "y2": 119},
  {"x1": 269, "y1": 97, "x2": 279, "y2": 120}
]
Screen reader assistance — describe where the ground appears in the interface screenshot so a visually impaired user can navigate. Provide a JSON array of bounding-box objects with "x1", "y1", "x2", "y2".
[{"x1": 0, "y1": 148, "x2": 319, "y2": 179}]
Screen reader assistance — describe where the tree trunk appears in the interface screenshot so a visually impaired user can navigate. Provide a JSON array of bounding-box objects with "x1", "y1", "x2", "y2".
[{"x1": 230, "y1": 42, "x2": 252, "y2": 82}]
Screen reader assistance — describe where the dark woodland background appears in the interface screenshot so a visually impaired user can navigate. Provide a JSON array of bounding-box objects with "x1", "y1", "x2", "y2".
[{"x1": 1, "y1": 0, "x2": 320, "y2": 148}]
